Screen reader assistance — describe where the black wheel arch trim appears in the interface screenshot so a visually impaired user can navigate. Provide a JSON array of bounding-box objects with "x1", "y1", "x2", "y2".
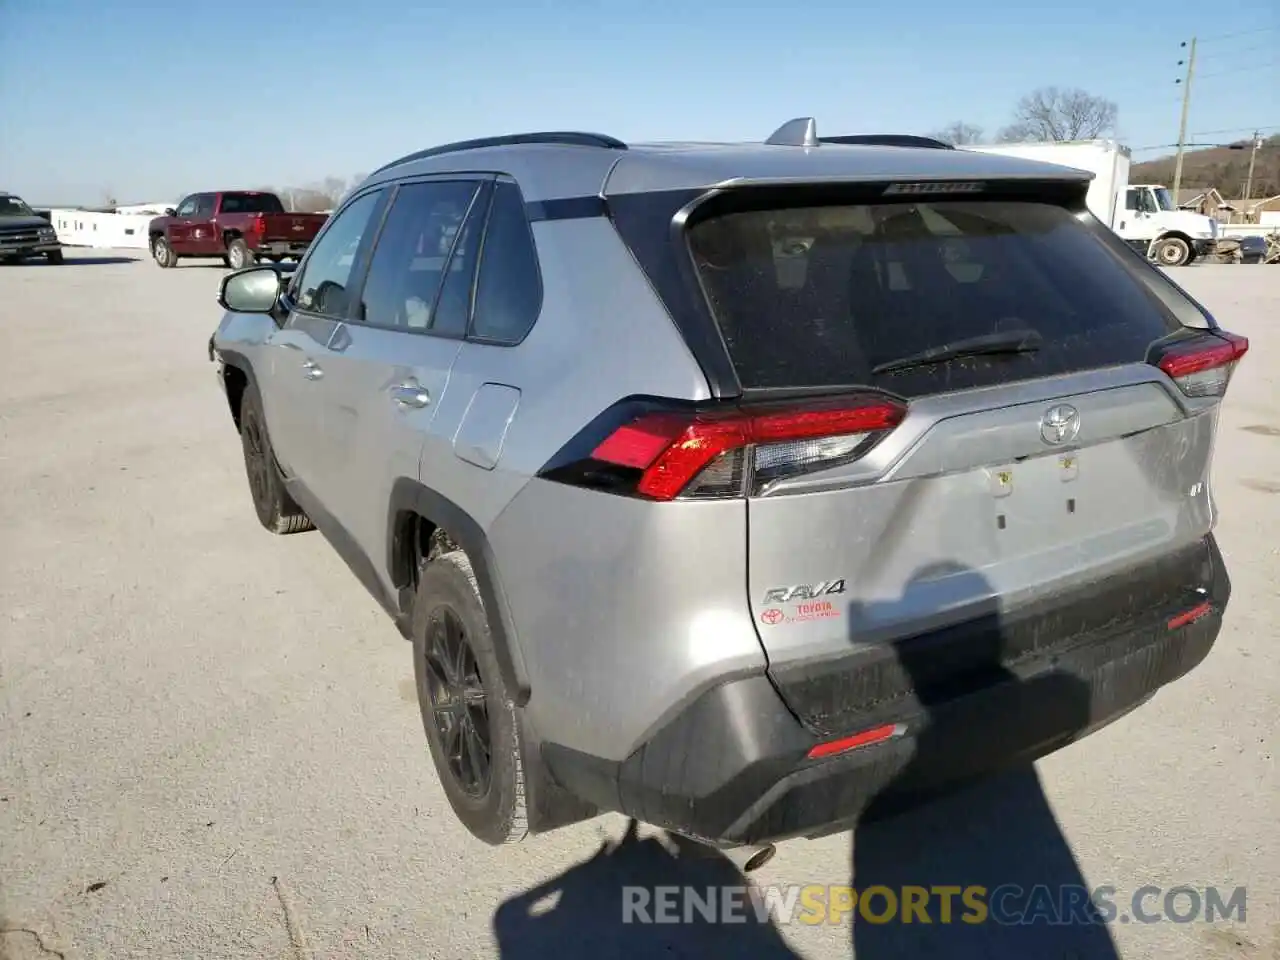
[
  {"x1": 214, "y1": 346, "x2": 257, "y2": 386},
  {"x1": 212, "y1": 346, "x2": 263, "y2": 431},
  {"x1": 388, "y1": 478, "x2": 531, "y2": 707}
]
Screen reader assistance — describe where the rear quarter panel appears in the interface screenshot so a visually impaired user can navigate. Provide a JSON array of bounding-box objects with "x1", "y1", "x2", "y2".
[{"x1": 472, "y1": 217, "x2": 768, "y2": 760}]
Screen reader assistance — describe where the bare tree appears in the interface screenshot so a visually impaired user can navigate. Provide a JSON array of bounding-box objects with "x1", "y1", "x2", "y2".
[
  {"x1": 928, "y1": 121, "x2": 985, "y2": 146},
  {"x1": 998, "y1": 87, "x2": 1118, "y2": 142}
]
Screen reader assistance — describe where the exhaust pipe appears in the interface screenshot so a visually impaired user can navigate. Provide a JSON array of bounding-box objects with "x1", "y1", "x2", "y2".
[
  {"x1": 721, "y1": 843, "x2": 777, "y2": 873},
  {"x1": 742, "y1": 844, "x2": 777, "y2": 873},
  {"x1": 663, "y1": 830, "x2": 778, "y2": 873}
]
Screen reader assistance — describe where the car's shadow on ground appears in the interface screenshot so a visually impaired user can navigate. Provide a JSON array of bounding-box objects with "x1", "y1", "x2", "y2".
[
  {"x1": 846, "y1": 562, "x2": 1121, "y2": 958},
  {"x1": 850, "y1": 766, "x2": 1120, "y2": 957},
  {"x1": 492, "y1": 819, "x2": 803, "y2": 958},
  {"x1": 492, "y1": 562, "x2": 1123, "y2": 958},
  {"x1": 7, "y1": 255, "x2": 141, "y2": 266}
]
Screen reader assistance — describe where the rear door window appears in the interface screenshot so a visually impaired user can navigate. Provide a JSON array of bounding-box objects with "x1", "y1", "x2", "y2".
[
  {"x1": 356, "y1": 179, "x2": 482, "y2": 333},
  {"x1": 686, "y1": 200, "x2": 1183, "y2": 395}
]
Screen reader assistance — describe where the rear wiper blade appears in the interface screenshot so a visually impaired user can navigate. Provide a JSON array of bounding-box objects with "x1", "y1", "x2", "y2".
[{"x1": 872, "y1": 329, "x2": 1043, "y2": 375}]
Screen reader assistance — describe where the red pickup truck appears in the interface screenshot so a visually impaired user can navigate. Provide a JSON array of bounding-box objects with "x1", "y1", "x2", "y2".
[{"x1": 148, "y1": 191, "x2": 327, "y2": 269}]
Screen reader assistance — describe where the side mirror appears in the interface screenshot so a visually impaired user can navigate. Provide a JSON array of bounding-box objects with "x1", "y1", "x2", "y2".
[
  {"x1": 164, "y1": 207, "x2": 176, "y2": 217},
  {"x1": 219, "y1": 265, "x2": 283, "y2": 314}
]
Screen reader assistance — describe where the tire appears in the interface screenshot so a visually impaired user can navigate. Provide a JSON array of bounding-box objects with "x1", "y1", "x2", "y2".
[
  {"x1": 226, "y1": 238, "x2": 254, "y2": 270},
  {"x1": 413, "y1": 551, "x2": 528, "y2": 845},
  {"x1": 45, "y1": 249, "x2": 64, "y2": 264},
  {"x1": 1153, "y1": 236, "x2": 1191, "y2": 267},
  {"x1": 152, "y1": 236, "x2": 177, "y2": 268},
  {"x1": 237, "y1": 383, "x2": 313, "y2": 535}
]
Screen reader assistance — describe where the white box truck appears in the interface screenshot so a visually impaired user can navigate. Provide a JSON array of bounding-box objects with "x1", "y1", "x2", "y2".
[{"x1": 964, "y1": 140, "x2": 1222, "y2": 266}]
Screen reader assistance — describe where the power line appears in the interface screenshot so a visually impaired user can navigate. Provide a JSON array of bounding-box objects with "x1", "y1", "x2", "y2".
[
  {"x1": 1194, "y1": 25, "x2": 1276, "y2": 43},
  {"x1": 1191, "y1": 125, "x2": 1280, "y2": 136},
  {"x1": 1197, "y1": 42, "x2": 1276, "y2": 60},
  {"x1": 1134, "y1": 143, "x2": 1256, "y2": 152},
  {"x1": 1195, "y1": 64, "x2": 1279, "y2": 81}
]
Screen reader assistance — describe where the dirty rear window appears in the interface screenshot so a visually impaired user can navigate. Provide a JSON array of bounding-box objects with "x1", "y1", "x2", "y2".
[{"x1": 685, "y1": 200, "x2": 1184, "y2": 394}]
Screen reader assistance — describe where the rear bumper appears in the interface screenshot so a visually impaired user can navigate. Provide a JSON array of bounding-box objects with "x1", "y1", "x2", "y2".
[
  {"x1": 254, "y1": 240, "x2": 311, "y2": 257},
  {"x1": 543, "y1": 535, "x2": 1230, "y2": 846}
]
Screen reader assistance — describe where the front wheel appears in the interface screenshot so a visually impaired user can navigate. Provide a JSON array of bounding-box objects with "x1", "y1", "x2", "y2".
[
  {"x1": 237, "y1": 383, "x2": 313, "y2": 535},
  {"x1": 1153, "y1": 236, "x2": 1191, "y2": 267},
  {"x1": 413, "y1": 551, "x2": 529, "y2": 845},
  {"x1": 226, "y1": 238, "x2": 254, "y2": 270},
  {"x1": 45, "y1": 249, "x2": 64, "y2": 264}
]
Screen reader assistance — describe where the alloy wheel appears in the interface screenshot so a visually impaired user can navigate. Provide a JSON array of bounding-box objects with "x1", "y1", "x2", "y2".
[
  {"x1": 243, "y1": 418, "x2": 270, "y2": 504},
  {"x1": 423, "y1": 607, "x2": 491, "y2": 798}
]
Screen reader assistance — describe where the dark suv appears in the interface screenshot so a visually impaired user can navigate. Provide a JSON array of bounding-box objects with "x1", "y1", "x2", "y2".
[{"x1": 0, "y1": 193, "x2": 62, "y2": 264}]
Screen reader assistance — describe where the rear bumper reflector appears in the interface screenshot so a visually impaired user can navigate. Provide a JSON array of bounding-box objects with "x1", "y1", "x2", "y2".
[
  {"x1": 1167, "y1": 601, "x2": 1212, "y2": 631},
  {"x1": 806, "y1": 723, "x2": 904, "y2": 760}
]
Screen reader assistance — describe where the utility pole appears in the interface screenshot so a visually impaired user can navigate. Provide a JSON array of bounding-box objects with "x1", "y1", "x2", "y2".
[
  {"x1": 1172, "y1": 37, "x2": 1197, "y2": 202},
  {"x1": 1242, "y1": 131, "x2": 1261, "y2": 213}
]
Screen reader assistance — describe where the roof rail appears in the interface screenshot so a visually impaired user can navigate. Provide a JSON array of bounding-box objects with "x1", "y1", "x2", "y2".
[
  {"x1": 820, "y1": 134, "x2": 955, "y2": 150},
  {"x1": 372, "y1": 131, "x2": 628, "y2": 175}
]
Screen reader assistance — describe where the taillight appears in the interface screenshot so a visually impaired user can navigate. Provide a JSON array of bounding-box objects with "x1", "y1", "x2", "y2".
[
  {"x1": 251, "y1": 215, "x2": 267, "y2": 235},
  {"x1": 541, "y1": 396, "x2": 906, "y2": 501},
  {"x1": 1153, "y1": 330, "x2": 1248, "y2": 398}
]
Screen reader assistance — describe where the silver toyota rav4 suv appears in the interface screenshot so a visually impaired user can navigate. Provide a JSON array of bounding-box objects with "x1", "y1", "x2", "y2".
[{"x1": 210, "y1": 119, "x2": 1244, "y2": 853}]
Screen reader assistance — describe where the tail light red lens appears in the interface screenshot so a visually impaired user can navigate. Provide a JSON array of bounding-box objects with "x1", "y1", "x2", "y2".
[
  {"x1": 251, "y1": 215, "x2": 267, "y2": 235},
  {"x1": 584, "y1": 397, "x2": 906, "y2": 501},
  {"x1": 1154, "y1": 331, "x2": 1248, "y2": 397}
]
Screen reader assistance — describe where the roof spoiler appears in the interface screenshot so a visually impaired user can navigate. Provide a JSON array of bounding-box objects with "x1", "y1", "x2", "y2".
[{"x1": 764, "y1": 118, "x2": 955, "y2": 150}]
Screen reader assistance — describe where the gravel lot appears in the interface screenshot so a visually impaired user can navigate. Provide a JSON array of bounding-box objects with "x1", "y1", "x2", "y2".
[{"x1": 1, "y1": 251, "x2": 1277, "y2": 960}]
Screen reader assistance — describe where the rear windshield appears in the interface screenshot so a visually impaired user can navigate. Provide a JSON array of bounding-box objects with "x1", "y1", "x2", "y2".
[
  {"x1": 686, "y1": 200, "x2": 1183, "y2": 394},
  {"x1": 220, "y1": 192, "x2": 285, "y2": 214}
]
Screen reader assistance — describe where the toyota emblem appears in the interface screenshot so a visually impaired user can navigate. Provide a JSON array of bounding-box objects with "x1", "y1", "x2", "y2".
[{"x1": 1040, "y1": 404, "x2": 1081, "y2": 446}]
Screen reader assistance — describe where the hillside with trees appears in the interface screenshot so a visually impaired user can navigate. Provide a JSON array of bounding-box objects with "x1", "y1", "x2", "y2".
[{"x1": 1130, "y1": 136, "x2": 1280, "y2": 198}]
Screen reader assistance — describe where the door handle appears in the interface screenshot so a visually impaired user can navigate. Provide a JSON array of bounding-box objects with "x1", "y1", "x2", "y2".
[
  {"x1": 302, "y1": 360, "x2": 323, "y2": 380},
  {"x1": 390, "y1": 382, "x2": 431, "y2": 408}
]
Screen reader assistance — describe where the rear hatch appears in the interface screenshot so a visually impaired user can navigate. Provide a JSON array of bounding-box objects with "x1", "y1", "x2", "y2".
[{"x1": 668, "y1": 184, "x2": 1245, "y2": 733}]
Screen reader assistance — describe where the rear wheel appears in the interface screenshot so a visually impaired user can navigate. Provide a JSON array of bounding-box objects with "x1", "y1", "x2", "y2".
[
  {"x1": 413, "y1": 551, "x2": 528, "y2": 845},
  {"x1": 1153, "y1": 236, "x2": 1191, "y2": 267},
  {"x1": 238, "y1": 383, "x2": 313, "y2": 535},
  {"x1": 226, "y1": 238, "x2": 254, "y2": 270},
  {"x1": 152, "y1": 236, "x2": 177, "y2": 268}
]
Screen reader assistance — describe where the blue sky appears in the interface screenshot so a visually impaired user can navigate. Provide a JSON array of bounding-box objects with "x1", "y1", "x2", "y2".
[{"x1": 0, "y1": 0, "x2": 1275, "y2": 205}]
